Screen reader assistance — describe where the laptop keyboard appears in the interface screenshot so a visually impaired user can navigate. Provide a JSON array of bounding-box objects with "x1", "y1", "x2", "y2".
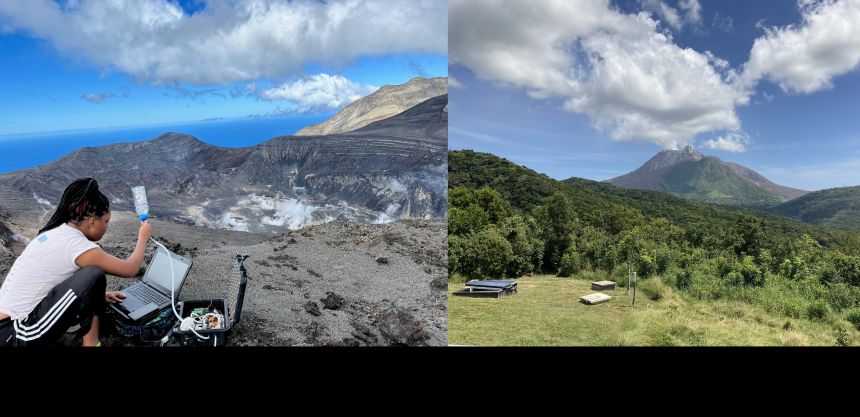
[{"x1": 127, "y1": 284, "x2": 168, "y2": 305}]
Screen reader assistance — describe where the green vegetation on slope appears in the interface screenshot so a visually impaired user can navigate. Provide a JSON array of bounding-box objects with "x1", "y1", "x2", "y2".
[
  {"x1": 661, "y1": 158, "x2": 784, "y2": 207},
  {"x1": 771, "y1": 186, "x2": 860, "y2": 228},
  {"x1": 450, "y1": 150, "x2": 854, "y2": 246}
]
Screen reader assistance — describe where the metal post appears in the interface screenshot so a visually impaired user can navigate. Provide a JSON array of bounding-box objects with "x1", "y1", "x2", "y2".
[
  {"x1": 233, "y1": 253, "x2": 250, "y2": 325},
  {"x1": 632, "y1": 271, "x2": 637, "y2": 307}
]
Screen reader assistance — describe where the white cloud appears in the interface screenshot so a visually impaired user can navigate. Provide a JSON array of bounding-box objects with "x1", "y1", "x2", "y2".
[
  {"x1": 450, "y1": 0, "x2": 749, "y2": 150},
  {"x1": 259, "y1": 74, "x2": 376, "y2": 112},
  {"x1": 699, "y1": 131, "x2": 748, "y2": 153},
  {"x1": 81, "y1": 92, "x2": 114, "y2": 103},
  {"x1": 448, "y1": 76, "x2": 464, "y2": 88},
  {"x1": 450, "y1": 0, "x2": 612, "y2": 100},
  {"x1": 640, "y1": 0, "x2": 682, "y2": 30},
  {"x1": 0, "y1": 0, "x2": 447, "y2": 85},
  {"x1": 679, "y1": 0, "x2": 702, "y2": 25},
  {"x1": 639, "y1": 0, "x2": 701, "y2": 30},
  {"x1": 743, "y1": 0, "x2": 860, "y2": 94},
  {"x1": 712, "y1": 12, "x2": 734, "y2": 33}
]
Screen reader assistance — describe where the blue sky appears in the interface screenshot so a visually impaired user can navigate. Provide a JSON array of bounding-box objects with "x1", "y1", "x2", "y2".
[
  {"x1": 449, "y1": 0, "x2": 860, "y2": 191},
  {"x1": 0, "y1": 0, "x2": 447, "y2": 136}
]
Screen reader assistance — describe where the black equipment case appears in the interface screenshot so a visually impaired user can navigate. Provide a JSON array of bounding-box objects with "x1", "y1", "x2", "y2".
[{"x1": 174, "y1": 254, "x2": 249, "y2": 347}]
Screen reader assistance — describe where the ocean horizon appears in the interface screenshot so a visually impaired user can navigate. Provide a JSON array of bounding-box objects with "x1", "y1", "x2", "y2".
[{"x1": 0, "y1": 113, "x2": 332, "y2": 173}]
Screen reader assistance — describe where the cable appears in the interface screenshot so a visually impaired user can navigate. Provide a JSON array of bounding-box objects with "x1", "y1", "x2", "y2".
[
  {"x1": 135, "y1": 186, "x2": 211, "y2": 344},
  {"x1": 149, "y1": 236, "x2": 210, "y2": 341}
]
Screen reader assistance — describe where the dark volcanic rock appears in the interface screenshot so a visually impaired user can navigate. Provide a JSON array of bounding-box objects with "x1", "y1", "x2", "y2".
[
  {"x1": 0, "y1": 219, "x2": 25, "y2": 255},
  {"x1": 351, "y1": 322, "x2": 379, "y2": 345},
  {"x1": 320, "y1": 292, "x2": 344, "y2": 310},
  {"x1": 302, "y1": 322, "x2": 326, "y2": 344},
  {"x1": 303, "y1": 301, "x2": 321, "y2": 317},
  {"x1": 376, "y1": 307, "x2": 430, "y2": 346}
]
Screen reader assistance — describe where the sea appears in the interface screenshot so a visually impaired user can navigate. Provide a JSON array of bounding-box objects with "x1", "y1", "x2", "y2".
[{"x1": 0, "y1": 114, "x2": 332, "y2": 173}]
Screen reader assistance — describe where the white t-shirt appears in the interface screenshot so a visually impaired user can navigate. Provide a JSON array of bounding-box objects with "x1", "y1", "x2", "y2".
[{"x1": 0, "y1": 224, "x2": 99, "y2": 320}]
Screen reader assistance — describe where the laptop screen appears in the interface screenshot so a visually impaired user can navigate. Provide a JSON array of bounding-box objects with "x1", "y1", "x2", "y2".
[{"x1": 143, "y1": 248, "x2": 191, "y2": 295}]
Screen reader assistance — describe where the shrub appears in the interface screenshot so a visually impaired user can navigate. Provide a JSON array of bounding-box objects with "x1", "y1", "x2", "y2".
[
  {"x1": 738, "y1": 256, "x2": 766, "y2": 287},
  {"x1": 686, "y1": 268, "x2": 725, "y2": 301},
  {"x1": 668, "y1": 267, "x2": 692, "y2": 290},
  {"x1": 725, "y1": 271, "x2": 744, "y2": 286},
  {"x1": 639, "y1": 279, "x2": 665, "y2": 301},
  {"x1": 458, "y1": 227, "x2": 513, "y2": 279},
  {"x1": 557, "y1": 247, "x2": 582, "y2": 277},
  {"x1": 637, "y1": 253, "x2": 656, "y2": 278},
  {"x1": 807, "y1": 300, "x2": 830, "y2": 322},
  {"x1": 820, "y1": 252, "x2": 860, "y2": 286},
  {"x1": 836, "y1": 327, "x2": 851, "y2": 346},
  {"x1": 826, "y1": 282, "x2": 860, "y2": 312},
  {"x1": 655, "y1": 246, "x2": 674, "y2": 276},
  {"x1": 844, "y1": 308, "x2": 860, "y2": 331},
  {"x1": 611, "y1": 264, "x2": 632, "y2": 288},
  {"x1": 780, "y1": 256, "x2": 809, "y2": 280}
]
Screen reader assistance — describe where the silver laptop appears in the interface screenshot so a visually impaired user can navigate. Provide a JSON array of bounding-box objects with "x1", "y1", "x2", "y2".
[{"x1": 110, "y1": 247, "x2": 193, "y2": 322}]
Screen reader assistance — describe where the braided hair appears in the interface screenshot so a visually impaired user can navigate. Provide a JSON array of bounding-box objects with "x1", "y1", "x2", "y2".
[{"x1": 38, "y1": 178, "x2": 110, "y2": 235}]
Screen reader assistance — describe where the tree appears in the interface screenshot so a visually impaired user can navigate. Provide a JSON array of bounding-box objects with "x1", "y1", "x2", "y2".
[
  {"x1": 792, "y1": 234, "x2": 822, "y2": 265},
  {"x1": 738, "y1": 255, "x2": 765, "y2": 287},
  {"x1": 595, "y1": 203, "x2": 644, "y2": 236},
  {"x1": 448, "y1": 205, "x2": 489, "y2": 236},
  {"x1": 525, "y1": 216, "x2": 546, "y2": 273},
  {"x1": 724, "y1": 215, "x2": 765, "y2": 258},
  {"x1": 820, "y1": 251, "x2": 860, "y2": 286},
  {"x1": 557, "y1": 244, "x2": 582, "y2": 277},
  {"x1": 577, "y1": 225, "x2": 610, "y2": 270},
  {"x1": 448, "y1": 186, "x2": 475, "y2": 208},
  {"x1": 474, "y1": 187, "x2": 511, "y2": 224},
  {"x1": 644, "y1": 217, "x2": 683, "y2": 247},
  {"x1": 460, "y1": 226, "x2": 513, "y2": 279},
  {"x1": 534, "y1": 192, "x2": 578, "y2": 272},
  {"x1": 684, "y1": 221, "x2": 710, "y2": 247},
  {"x1": 499, "y1": 215, "x2": 534, "y2": 277},
  {"x1": 448, "y1": 235, "x2": 465, "y2": 278},
  {"x1": 618, "y1": 227, "x2": 646, "y2": 264}
]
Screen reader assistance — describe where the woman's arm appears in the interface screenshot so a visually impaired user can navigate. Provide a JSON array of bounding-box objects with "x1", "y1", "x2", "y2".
[{"x1": 75, "y1": 221, "x2": 152, "y2": 278}]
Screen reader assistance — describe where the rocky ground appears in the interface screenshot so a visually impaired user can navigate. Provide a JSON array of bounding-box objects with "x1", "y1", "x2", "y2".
[{"x1": 0, "y1": 211, "x2": 447, "y2": 346}]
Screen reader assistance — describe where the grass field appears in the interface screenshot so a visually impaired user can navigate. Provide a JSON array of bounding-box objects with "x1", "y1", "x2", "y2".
[{"x1": 448, "y1": 272, "x2": 859, "y2": 346}]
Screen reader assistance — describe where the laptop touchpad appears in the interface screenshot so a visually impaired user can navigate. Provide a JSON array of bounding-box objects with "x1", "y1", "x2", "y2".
[{"x1": 119, "y1": 296, "x2": 145, "y2": 312}]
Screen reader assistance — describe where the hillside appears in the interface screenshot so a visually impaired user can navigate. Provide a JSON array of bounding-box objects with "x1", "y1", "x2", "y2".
[
  {"x1": 449, "y1": 150, "x2": 851, "y2": 246},
  {"x1": 296, "y1": 77, "x2": 448, "y2": 136},
  {"x1": 770, "y1": 186, "x2": 860, "y2": 228}
]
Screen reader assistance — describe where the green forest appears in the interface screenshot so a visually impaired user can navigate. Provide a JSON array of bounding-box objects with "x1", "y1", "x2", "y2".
[
  {"x1": 448, "y1": 150, "x2": 860, "y2": 337},
  {"x1": 770, "y1": 186, "x2": 860, "y2": 228}
]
